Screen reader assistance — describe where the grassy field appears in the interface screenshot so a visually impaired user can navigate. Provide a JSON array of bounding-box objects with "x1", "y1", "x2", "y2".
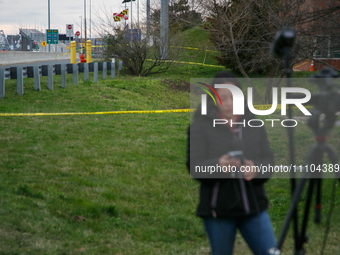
[{"x1": 1, "y1": 60, "x2": 340, "y2": 255}]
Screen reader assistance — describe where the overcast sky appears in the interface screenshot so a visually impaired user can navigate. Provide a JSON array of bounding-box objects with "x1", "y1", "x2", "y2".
[{"x1": 0, "y1": 0, "x2": 146, "y2": 36}]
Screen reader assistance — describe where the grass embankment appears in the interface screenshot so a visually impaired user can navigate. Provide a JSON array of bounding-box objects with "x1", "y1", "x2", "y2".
[{"x1": 1, "y1": 63, "x2": 340, "y2": 254}]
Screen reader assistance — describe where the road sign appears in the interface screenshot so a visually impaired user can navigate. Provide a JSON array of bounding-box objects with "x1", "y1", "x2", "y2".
[
  {"x1": 41, "y1": 41, "x2": 47, "y2": 47},
  {"x1": 75, "y1": 31, "x2": 80, "y2": 37},
  {"x1": 46, "y1": 29, "x2": 59, "y2": 44},
  {"x1": 66, "y1": 24, "x2": 73, "y2": 37}
]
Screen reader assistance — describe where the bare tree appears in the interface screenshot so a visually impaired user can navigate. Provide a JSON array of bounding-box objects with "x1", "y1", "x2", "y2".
[
  {"x1": 198, "y1": 0, "x2": 340, "y2": 102},
  {"x1": 93, "y1": 3, "x2": 183, "y2": 76}
]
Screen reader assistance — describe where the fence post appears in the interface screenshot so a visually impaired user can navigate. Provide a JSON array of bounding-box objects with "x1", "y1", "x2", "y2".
[
  {"x1": 0, "y1": 68, "x2": 4, "y2": 98},
  {"x1": 111, "y1": 58, "x2": 115, "y2": 78},
  {"x1": 102, "y1": 62, "x2": 107, "y2": 80},
  {"x1": 84, "y1": 62, "x2": 89, "y2": 82},
  {"x1": 34, "y1": 66, "x2": 41, "y2": 91},
  {"x1": 48, "y1": 65, "x2": 53, "y2": 90},
  {"x1": 94, "y1": 62, "x2": 98, "y2": 83},
  {"x1": 73, "y1": 64, "x2": 78, "y2": 85},
  {"x1": 17, "y1": 66, "x2": 23, "y2": 96},
  {"x1": 61, "y1": 63, "x2": 66, "y2": 88}
]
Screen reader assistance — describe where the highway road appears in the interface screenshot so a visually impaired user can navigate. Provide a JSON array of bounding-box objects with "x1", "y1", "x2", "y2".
[{"x1": 0, "y1": 59, "x2": 80, "y2": 68}]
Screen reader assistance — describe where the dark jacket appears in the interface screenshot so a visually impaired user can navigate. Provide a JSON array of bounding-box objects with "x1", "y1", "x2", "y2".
[{"x1": 186, "y1": 102, "x2": 274, "y2": 218}]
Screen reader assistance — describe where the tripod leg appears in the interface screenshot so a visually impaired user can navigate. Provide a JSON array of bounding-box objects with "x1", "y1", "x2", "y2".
[
  {"x1": 298, "y1": 179, "x2": 315, "y2": 251},
  {"x1": 314, "y1": 178, "x2": 322, "y2": 224},
  {"x1": 275, "y1": 173, "x2": 308, "y2": 251}
]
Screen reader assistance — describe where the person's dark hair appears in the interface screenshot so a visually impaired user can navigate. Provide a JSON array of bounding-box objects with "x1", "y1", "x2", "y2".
[{"x1": 211, "y1": 70, "x2": 242, "y2": 89}]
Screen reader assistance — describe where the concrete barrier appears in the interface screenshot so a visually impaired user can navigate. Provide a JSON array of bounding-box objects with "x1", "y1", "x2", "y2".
[{"x1": 0, "y1": 52, "x2": 70, "y2": 65}]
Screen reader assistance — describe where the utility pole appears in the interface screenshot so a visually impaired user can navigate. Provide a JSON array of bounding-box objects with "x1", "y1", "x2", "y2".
[
  {"x1": 131, "y1": 0, "x2": 133, "y2": 41},
  {"x1": 48, "y1": 0, "x2": 50, "y2": 52},
  {"x1": 160, "y1": 0, "x2": 168, "y2": 59},
  {"x1": 90, "y1": 0, "x2": 91, "y2": 41}
]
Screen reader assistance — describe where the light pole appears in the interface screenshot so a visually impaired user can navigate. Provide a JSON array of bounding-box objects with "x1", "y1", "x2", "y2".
[
  {"x1": 84, "y1": 0, "x2": 87, "y2": 57},
  {"x1": 147, "y1": 0, "x2": 150, "y2": 45}
]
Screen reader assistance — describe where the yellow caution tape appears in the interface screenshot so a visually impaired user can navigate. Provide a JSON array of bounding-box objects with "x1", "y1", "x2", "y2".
[
  {"x1": 89, "y1": 45, "x2": 218, "y2": 52},
  {"x1": 170, "y1": 45, "x2": 218, "y2": 53},
  {"x1": 56, "y1": 52, "x2": 71, "y2": 57},
  {"x1": 145, "y1": 59, "x2": 224, "y2": 67},
  {"x1": 252, "y1": 104, "x2": 312, "y2": 110},
  {"x1": 0, "y1": 105, "x2": 312, "y2": 117},
  {"x1": 0, "y1": 109, "x2": 192, "y2": 117},
  {"x1": 293, "y1": 59, "x2": 310, "y2": 69}
]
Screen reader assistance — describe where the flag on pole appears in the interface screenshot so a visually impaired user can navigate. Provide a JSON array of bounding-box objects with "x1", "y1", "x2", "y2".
[
  {"x1": 122, "y1": 0, "x2": 135, "y2": 3},
  {"x1": 114, "y1": 16, "x2": 122, "y2": 22},
  {"x1": 113, "y1": 9, "x2": 128, "y2": 22}
]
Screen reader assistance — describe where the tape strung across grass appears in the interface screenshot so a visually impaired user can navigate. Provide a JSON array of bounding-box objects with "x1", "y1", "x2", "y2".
[
  {"x1": 0, "y1": 105, "x2": 312, "y2": 117},
  {"x1": 0, "y1": 109, "x2": 192, "y2": 117}
]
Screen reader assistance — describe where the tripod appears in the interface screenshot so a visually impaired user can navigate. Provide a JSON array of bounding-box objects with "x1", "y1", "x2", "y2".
[
  {"x1": 269, "y1": 68, "x2": 340, "y2": 255},
  {"x1": 270, "y1": 28, "x2": 340, "y2": 254}
]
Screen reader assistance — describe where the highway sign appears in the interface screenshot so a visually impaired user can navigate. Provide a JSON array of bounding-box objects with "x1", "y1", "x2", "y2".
[
  {"x1": 41, "y1": 41, "x2": 47, "y2": 47},
  {"x1": 66, "y1": 24, "x2": 73, "y2": 37},
  {"x1": 46, "y1": 29, "x2": 59, "y2": 44},
  {"x1": 75, "y1": 31, "x2": 80, "y2": 37}
]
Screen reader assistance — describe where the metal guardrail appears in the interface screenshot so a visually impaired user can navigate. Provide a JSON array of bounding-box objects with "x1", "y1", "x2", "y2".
[{"x1": 0, "y1": 59, "x2": 123, "y2": 99}]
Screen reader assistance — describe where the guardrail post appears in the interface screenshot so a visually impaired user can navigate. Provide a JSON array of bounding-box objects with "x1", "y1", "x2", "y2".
[
  {"x1": 102, "y1": 62, "x2": 107, "y2": 80},
  {"x1": 73, "y1": 64, "x2": 78, "y2": 85},
  {"x1": 34, "y1": 66, "x2": 41, "y2": 91},
  {"x1": 61, "y1": 63, "x2": 66, "y2": 88},
  {"x1": 71, "y1": 41, "x2": 76, "y2": 64},
  {"x1": 48, "y1": 65, "x2": 53, "y2": 90},
  {"x1": 84, "y1": 62, "x2": 89, "y2": 82},
  {"x1": 0, "y1": 69, "x2": 4, "y2": 99},
  {"x1": 86, "y1": 40, "x2": 92, "y2": 63},
  {"x1": 17, "y1": 66, "x2": 23, "y2": 96},
  {"x1": 111, "y1": 58, "x2": 115, "y2": 78},
  {"x1": 94, "y1": 62, "x2": 98, "y2": 83}
]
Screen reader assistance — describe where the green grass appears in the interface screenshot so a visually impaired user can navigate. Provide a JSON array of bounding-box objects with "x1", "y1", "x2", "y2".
[
  {"x1": 170, "y1": 26, "x2": 220, "y2": 66},
  {"x1": 1, "y1": 66, "x2": 340, "y2": 254}
]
